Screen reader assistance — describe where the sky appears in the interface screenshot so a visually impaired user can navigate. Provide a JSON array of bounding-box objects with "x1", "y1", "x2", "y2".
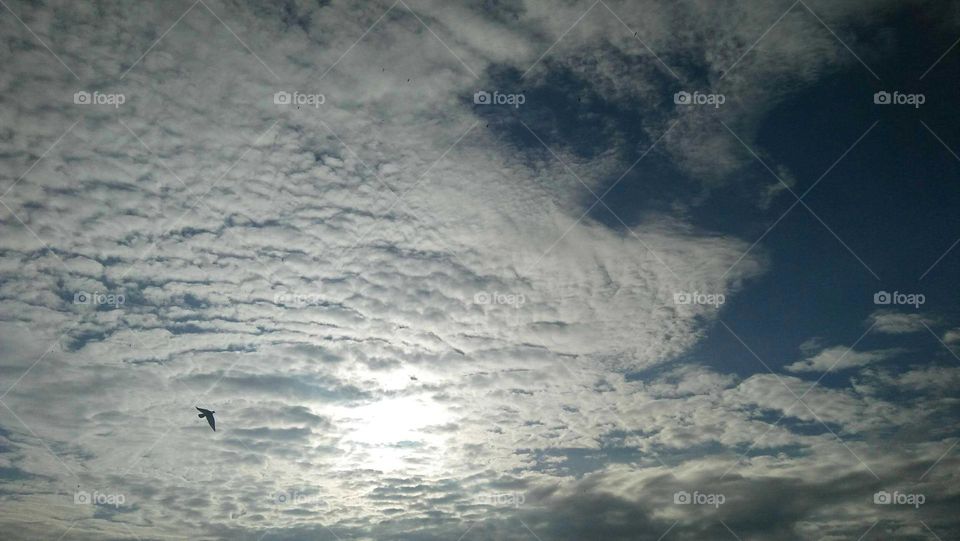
[{"x1": 0, "y1": 0, "x2": 959, "y2": 539}]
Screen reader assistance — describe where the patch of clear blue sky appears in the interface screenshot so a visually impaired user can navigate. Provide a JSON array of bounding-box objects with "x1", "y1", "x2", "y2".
[
  {"x1": 474, "y1": 3, "x2": 960, "y2": 383},
  {"x1": 685, "y1": 5, "x2": 960, "y2": 380}
]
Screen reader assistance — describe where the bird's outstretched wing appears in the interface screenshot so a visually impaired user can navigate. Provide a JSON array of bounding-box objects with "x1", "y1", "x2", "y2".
[
  {"x1": 196, "y1": 407, "x2": 212, "y2": 415},
  {"x1": 206, "y1": 414, "x2": 216, "y2": 432}
]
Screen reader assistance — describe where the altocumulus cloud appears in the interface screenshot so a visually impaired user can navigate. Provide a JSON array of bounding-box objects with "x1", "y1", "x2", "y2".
[{"x1": 0, "y1": 1, "x2": 958, "y2": 540}]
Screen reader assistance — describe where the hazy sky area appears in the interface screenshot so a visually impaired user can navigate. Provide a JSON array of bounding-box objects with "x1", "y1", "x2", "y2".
[{"x1": 1, "y1": 0, "x2": 959, "y2": 539}]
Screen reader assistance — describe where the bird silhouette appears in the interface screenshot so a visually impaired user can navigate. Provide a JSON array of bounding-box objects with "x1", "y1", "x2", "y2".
[{"x1": 196, "y1": 407, "x2": 216, "y2": 431}]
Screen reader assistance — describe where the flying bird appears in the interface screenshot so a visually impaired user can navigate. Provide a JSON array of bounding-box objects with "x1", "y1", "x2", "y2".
[{"x1": 196, "y1": 407, "x2": 216, "y2": 431}]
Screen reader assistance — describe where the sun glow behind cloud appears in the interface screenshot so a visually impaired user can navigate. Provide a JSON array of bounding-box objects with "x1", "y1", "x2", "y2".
[{"x1": 335, "y1": 395, "x2": 454, "y2": 474}]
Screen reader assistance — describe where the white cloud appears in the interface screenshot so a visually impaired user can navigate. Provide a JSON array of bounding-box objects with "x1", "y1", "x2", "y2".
[
  {"x1": 943, "y1": 328, "x2": 960, "y2": 343},
  {"x1": 0, "y1": 0, "x2": 956, "y2": 539},
  {"x1": 868, "y1": 310, "x2": 936, "y2": 334},
  {"x1": 785, "y1": 345, "x2": 901, "y2": 373}
]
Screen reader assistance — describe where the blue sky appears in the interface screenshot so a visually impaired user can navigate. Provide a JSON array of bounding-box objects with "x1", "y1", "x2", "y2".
[{"x1": 1, "y1": 0, "x2": 959, "y2": 540}]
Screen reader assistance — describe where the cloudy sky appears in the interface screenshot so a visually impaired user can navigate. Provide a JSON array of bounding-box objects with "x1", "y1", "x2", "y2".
[{"x1": 1, "y1": 0, "x2": 959, "y2": 539}]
